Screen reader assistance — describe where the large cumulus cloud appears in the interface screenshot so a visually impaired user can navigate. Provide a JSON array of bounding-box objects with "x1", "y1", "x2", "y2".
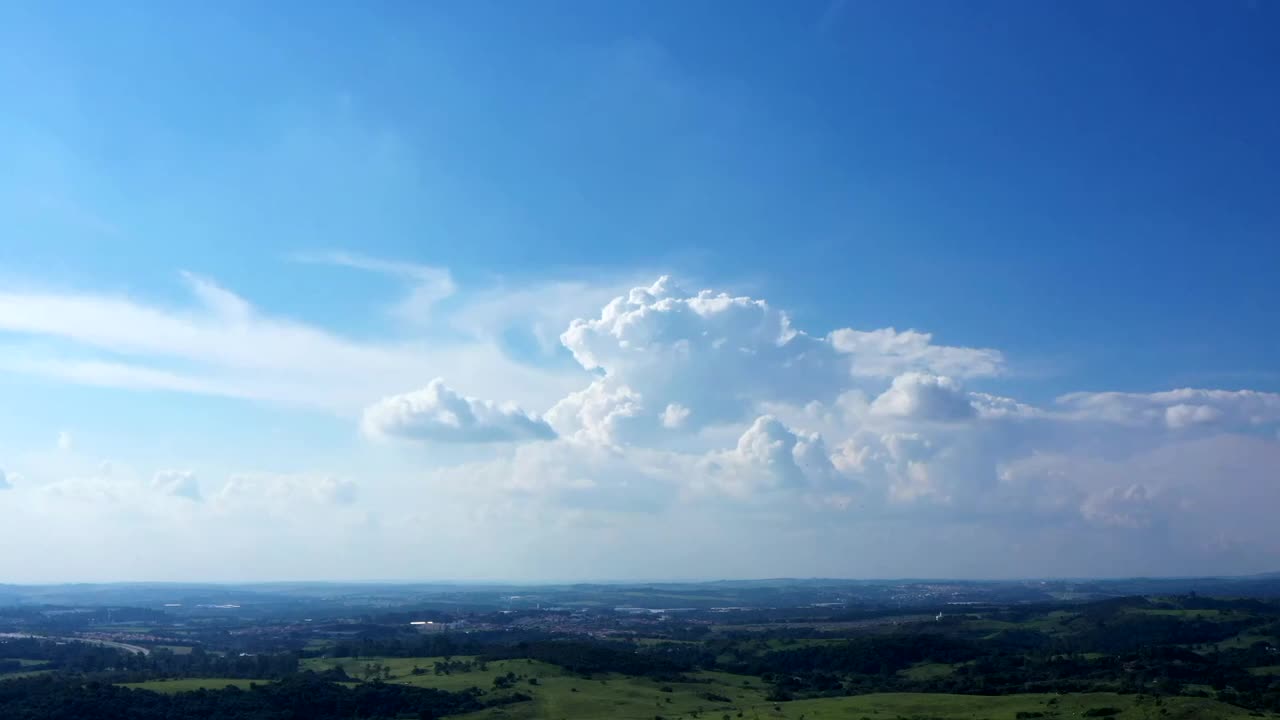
[
  {"x1": 351, "y1": 276, "x2": 1280, "y2": 576},
  {"x1": 552, "y1": 276, "x2": 847, "y2": 442}
]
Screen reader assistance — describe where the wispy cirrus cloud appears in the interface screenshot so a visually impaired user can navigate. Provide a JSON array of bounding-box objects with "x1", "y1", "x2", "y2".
[
  {"x1": 0, "y1": 268, "x2": 585, "y2": 413},
  {"x1": 291, "y1": 250, "x2": 456, "y2": 325}
]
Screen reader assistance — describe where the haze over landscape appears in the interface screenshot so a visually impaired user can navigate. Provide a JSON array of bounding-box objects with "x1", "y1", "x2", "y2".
[{"x1": 2, "y1": 0, "x2": 1279, "y2": 585}]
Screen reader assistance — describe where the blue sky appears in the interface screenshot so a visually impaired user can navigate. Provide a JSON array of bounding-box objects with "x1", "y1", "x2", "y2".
[{"x1": 1, "y1": 0, "x2": 1278, "y2": 582}]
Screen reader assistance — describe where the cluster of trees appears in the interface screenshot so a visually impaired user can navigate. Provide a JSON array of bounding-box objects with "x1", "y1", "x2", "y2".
[
  {"x1": 740, "y1": 633, "x2": 978, "y2": 678},
  {"x1": 430, "y1": 658, "x2": 484, "y2": 675},
  {"x1": 718, "y1": 597, "x2": 1280, "y2": 713},
  {"x1": 0, "y1": 606, "x2": 168, "y2": 634}
]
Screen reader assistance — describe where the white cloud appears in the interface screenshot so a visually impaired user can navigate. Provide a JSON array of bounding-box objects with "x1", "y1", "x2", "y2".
[
  {"x1": 1164, "y1": 403, "x2": 1223, "y2": 429},
  {"x1": 698, "y1": 416, "x2": 845, "y2": 500},
  {"x1": 870, "y1": 373, "x2": 975, "y2": 421},
  {"x1": 152, "y1": 470, "x2": 201, "y2": 501},
  {"x1": 829, "y1": 327, "x2": 1003, "y2": 378},
  {"x1": 1055, "y1": 388, "x2": 1280, "y2": 430},
  {"x1": 554, "y1": 276, "x2": 845, "y2": 441},
  {"x1": 545, "y1": 382, "x2": 643, "y2": 445},
  {"x1": 661, "y1": 403, "x2": 691, "y2": 429},
  {"x1": 363, "y1": 379, "x2": 555, "y2": 444},
  {"x1": 0, "y1": 470, "x2": 9, "y2": 490},
  {"x1": 56, "y1": 431, "x2": 73, "y2": 452}
]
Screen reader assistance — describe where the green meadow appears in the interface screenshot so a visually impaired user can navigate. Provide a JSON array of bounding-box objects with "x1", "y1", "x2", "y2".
[{"x1": 118, "y1": 678, "x2": 265, "y2": 693}]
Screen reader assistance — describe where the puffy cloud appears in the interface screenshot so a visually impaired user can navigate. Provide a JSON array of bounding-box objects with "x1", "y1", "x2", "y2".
[
  {"x1": 555, "y1": 277, "x2": 846, "y2": 440},
  {"x1": 829, "y1": 327, "x2": 1003, "y2": 378},
  {"x1": 0, "y1": 470, "x2": 9, "y2": 490},
  {"x1": 698, "y1": 416, "x2": 846, "y2": 501},
  {"x1": 870, "y1": 373, "x2": 975, "y2": 421},
  {"x1": 970, "y1": 393, "x2": 1045, "y2": 420},
  {"x1": 831, "y1": 430, "x2": 989, "y2": 506},
  {"x1": 57, "y1": 431, "x2": 73, "y2": 451},
  {"x1": 545, "y1": 383, "x2": 643, "y2": 445},
  {"x1": 152, "y1": 470, "x2": 201, "y2": 501},
  {"x1": 1055, "y1": 388, "x2": 1280, "y2": 430},
  {"x1": 661, "y1": 403, "x2": 691, "y2": 429},
  {"x1": 363, "y1": 379, "x2": 555, "y2": 444}
]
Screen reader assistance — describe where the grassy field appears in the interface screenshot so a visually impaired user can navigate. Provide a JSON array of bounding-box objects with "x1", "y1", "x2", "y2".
[
  {"x1": 1249, "y1": 665, "x2": 1280, "y2": 676},
  {"x1": 898, "y1": 661, "x2": 957, "y2": 680},
  {"x1": 153, "y1": 645, "x2": 194, "y2": 655},
  {"x1": 0, "y1": 669, "x2": 54, "y2": 682},
  {"x1": 118, "y1": 678, "x2": 266, "y2": 693},
  {"x1": 295, "y1": 656, "x2": 1266, "y2": 720},
  {"x1": 2, "y1": 658, "x2": 50, "y2": 667}
]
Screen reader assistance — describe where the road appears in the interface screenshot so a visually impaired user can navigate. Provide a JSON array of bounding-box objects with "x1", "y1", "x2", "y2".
[{"x1": 0, "y1": 632, "x2": 150, "y2": 656}]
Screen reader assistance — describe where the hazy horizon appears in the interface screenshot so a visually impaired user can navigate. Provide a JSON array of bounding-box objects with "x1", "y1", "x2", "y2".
[{"x1": 5, "y1": 571, "x2": 1280, "y2": 587}]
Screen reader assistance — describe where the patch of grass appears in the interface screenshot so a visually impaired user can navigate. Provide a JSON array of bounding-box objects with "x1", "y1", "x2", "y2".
[
  {"x1": 118, "y1": 678, "x2": 265, "y2": 693},
  {"x1": 153, "y1": 645, "x2": 194, "y2": 655},
  {"x1": 2, "y1": 658, "x2": 50, "y2": 667},
  {"x1": 629, "y1": 637, "x2": 702, "y2": 647},
  {"x1": 762, "y1": 638, "x2": 849, "y2": 650},
  {"x1": 898, "y1": 662, "x2": 957, "y2": 680},
  {"x1": 1247, "y1": 665, "x2": 1280, "y2": 676},
  {"x1": 0, "y1": 669, "x2": 54, "y2": 681},
  {"x1": 1216, "y1": 632, "x2": 1271, "y2": 650}
]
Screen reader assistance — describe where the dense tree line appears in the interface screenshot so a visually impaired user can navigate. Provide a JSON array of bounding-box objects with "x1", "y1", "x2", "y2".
[
  {"x1": 0, "y1": 638, "x2": 299, "y2": 679},
  {"x1": 483, "y1": 640, "x2": 692, "y2": 679},
  {"x1": 323, "y1": 630, "x2": 551, "y2": 659},
  {"x1": 724, "y1": 598, "x2": 1280, "y2": 713},
  {"x1": 0, "y1": 674, "x2": 523, "y2": 719},
  {"x1": 0, "y1": 605, "x2": 168, "y2": 633}
]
